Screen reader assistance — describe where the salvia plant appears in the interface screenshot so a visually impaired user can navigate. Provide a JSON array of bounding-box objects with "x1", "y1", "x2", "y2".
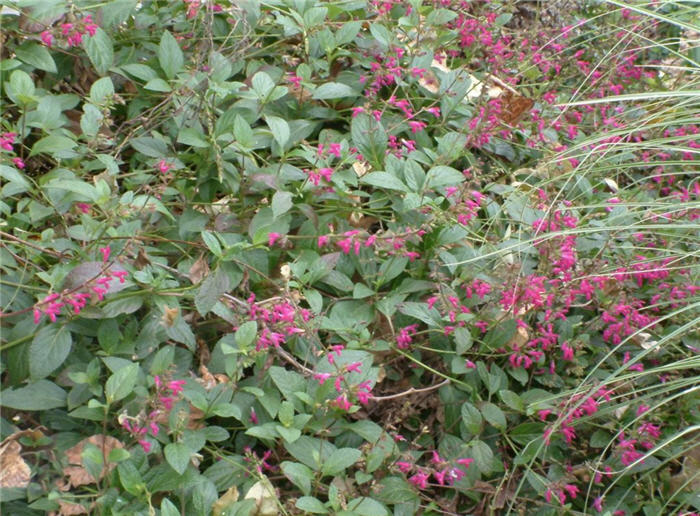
[{"x1": 0, "y1": 0, "x2": 698, "y2": 515}]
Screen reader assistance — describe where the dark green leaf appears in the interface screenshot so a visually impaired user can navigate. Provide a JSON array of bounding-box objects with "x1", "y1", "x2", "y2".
[
  {"x1": 29, "y1": 324, "x2": 72, "y2": 379},
  {"x1": 1, "y1": 380, "x2": 67, "y2": 410},
  {"x1": 158, "y1": 31, "x2": 184, "y2": 79}
]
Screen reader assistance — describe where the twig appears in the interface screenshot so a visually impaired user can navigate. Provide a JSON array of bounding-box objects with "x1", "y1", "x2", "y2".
[
  {"x1": 371, "y1": 379, "x2": 450, "y2": 401},
  {"x1": 275, "y1": 348, "x2": 315, "y2": 376}
]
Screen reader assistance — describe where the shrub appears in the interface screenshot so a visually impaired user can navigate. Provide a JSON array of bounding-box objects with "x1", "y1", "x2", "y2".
[{"x1": 0, "y1": 0, "x2": 698, "y2": 515}]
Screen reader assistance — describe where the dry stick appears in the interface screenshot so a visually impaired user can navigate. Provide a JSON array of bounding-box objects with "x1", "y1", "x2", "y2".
[
  {"x1": 370, "y1": 379, "x2": 450, "y2": 401},
  {"x1": 0, "y1": 230, "x2": 64, "y2": 258}
]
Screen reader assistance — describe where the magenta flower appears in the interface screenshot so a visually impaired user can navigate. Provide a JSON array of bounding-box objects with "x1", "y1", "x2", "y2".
[{"x1": 268, "y1": 232, "x2": 282, "y2": 246}]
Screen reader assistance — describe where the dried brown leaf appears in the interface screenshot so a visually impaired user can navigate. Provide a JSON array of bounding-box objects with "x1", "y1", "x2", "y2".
[
  {"x1": 189, "y1": 254, "x2": 210, "y2": 284},
  {"x1": 57, "y1": 500, "x2": 89, "y2": 516},
  {"x1": 64, "y1": 435, "x2": 124, "y2": 488},
  {"x1": 0, "y1": 440, "x2": 31, "y2": 488}
]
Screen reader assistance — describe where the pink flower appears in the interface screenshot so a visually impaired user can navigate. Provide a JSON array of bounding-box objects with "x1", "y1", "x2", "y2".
[
  {"x1": 465, "y1": 360, "x2": 476, "y2": 369},
  {"x1": 351, "y1": 107, "x2": 365, "y2": 117},
  {"x1": 288, "y1": 74, "x2": 302, "y2": 88},
  {"x1": 313, "y1": 372, "x2": 331, "y2": 385},
  {"x1": 168, "y1": 379, "x2": 186, "y2": 395},
  {"x1": 76, "y1": 203, "x2": 91, "y2": 214},
  {"x1": 396, "y1": 461, "x2": 413, "y2": 473},
  {"x1": 157, "y1": 159, "x2": 173, "y2": 174},
  {"x1": 404, "y1": 251, "x2": 420, "y2": 262},
  {"x1": 397, "y1": 324, "x2": 418, "y2": 349},
  {"x1": 40, "y1": 30, "x2": 53, "y2": 47},
  {"x1": 593, "y1": 496, "x2": 603, "y2": 512},
  {"x1": 408, "y1": 121, "x2": 427, "y2": 133},
  {"x1": 426, "y1": 106, "x2": 441, "y2": 117},
  {"x1": 317, "y1": 235, "x2": 329, "y2": 247},
  {"x1": 456, "y1": 458, "x2": 474, "y2": 468},
  {"x1": 334, "y1": 394, "x2": 352, "y2": 411},
  {"x1": 99, "y1": 246, "x2": 111, "y2": 262},
  {"x1": 538, "y1": 409, "x2": 552, "y2": 421},
  {"x1": 250, "y1": 407, "x2": 258, "y2": 424},
  {"x1": 268, "y1": 232, "x2": 282, "y2": 246},
  {"x1": 11, "y1": 157, "x2": 25, "y2": 169},
  {"x1": 408, "y1": 471, "x2": 429, "y2": 489},
  {"x1": 138, "y1": 439, "x2": 152, "y2": 453},
  {"x1": 346, "y1": 362, "x2": 362, "y2": 374}
]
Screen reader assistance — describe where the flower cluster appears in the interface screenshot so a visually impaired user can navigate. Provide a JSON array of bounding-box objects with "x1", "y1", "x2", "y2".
[
  {"x1": 313, "y1": 347, "x2": 373, "y2": 411},
  {"x1": 245, "y1": 294, "x2": 312, "y2": 352},
  {"x1": 120, "y1": 376, "x2": 187, "y2": 453},
  {"x1": 395, "y1": 451, "x2": 474, "y2": 489},
  {"x1": 1, "y1": 132, "x2": 25, "y2": 169},
  {"x1": 32, "y1": 251, "x2": 127, "y2": 324},
  {"x1": 41, "y1": 15, "x2": 98, "y2": 48}
]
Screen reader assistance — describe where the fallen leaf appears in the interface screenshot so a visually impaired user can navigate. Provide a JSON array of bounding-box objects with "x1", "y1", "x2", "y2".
[
  {"x1": 64, "y1": 435, "x2": 124, "y2": 488},
  {"x1": 352, "y1": 161, "x2": 370, "y2": 178},
  {"x1": 189, "y1": 254, "x2": 210, "y2": 284},
  {"x1": 244, "y1": 477, "x2": 279, "y2": 516},
  {"x1": 57, "y1": 500, "x2": 89, "y2": 516},
  {"x1": 161, "y1": 306, "x2": 179, "y2": 327},
  {"x1": 134, "y1": 247, "x2": 151, "y2": 269},
  {"x1": 212, "y1": 485, "x2": 239, "y2": 516},
  {"x1": 0, "y1": 440, "x2": 31, "y2": 488}
]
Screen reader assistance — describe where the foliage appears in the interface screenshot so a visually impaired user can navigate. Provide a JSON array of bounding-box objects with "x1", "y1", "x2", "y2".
[{"x1": 0, "y1": 0, "x2": 698, "y2": 515}]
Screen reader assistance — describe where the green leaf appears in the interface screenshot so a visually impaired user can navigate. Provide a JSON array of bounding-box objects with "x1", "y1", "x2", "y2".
[
  {"x1": 195, "y1": 267, "x2": 231, "y2": 315},
  {"x1": 284, "y1": 436, "x2": 336, "y2": 471},
  {"x1": 121, "y1": 63, "x2": 158, "y2": 81},
  {"x1": 84, "y1": 27, "x2": 114, "y2": 76},
  {"x1": 499, "y1": 390, "x2": 524, "y2": 412},
  {"x1": 30, "y1": 135, "x2": 77, "y2": 157},
  {"x1": 281, "y1": 461, "x2": 313, "y2": 495},
  {"x1": 105, "y1": 362, "x2": 139, "y2": 404},
  {"x1": 29, "y1": 324, "x2": 72, "y2": 379},
  {"x1": 271, "y1": 191, "x2": 293, "y2": 218},
  {"x1": 118, "y1": 461, "x2": 144, "y2": 495},
  {"x1": 484, "y1": 319, "x2": 517, "y2": 350},
  {"x1": 144, "y1": 77, "x2": 172, "y2": 92},
  {"x1": 461, "y1": 402, "x2": 483, "y2": 434},
  {"x1": 276, "y1": 426, "x2": 302, "y2": 443},
  {"x1": 15, "y1": 42, "x2": 57, "y2": 73},
  {"x1": 158, "y1": 31, "x2": 184, "y2": 79},
  {"x1": 177, "y1": 128, "x2": 209, "y2": 148},
  {"x1": 234, "y1": 320, "x2": 257, "y2": 351},
  {"x1": 425, "y1": 165, "x2": 465, "y2": 189},
  {"x1": 265, "y1": 115, "x2": 290, "y2": 148},
  {"x1": 1, "y1": 380, "x2": 66, "y2": 410},
  {"x1": 43, "y1": 179, "x2": 98, "y2": 201},
  {"x1": 164, "y1": 442, "x2": 191, "y2": 475},
  {"x1": 8, "y1": 69, "x2": 35, "y2": 104},
  {"x1": 322, "y1": 448, "x2": 362, "y2": 477},
  {"x1": 296, "y1": 497, "x2": 328, "y2": 514},
  {"x1": 374, "y1": 476, "x2": 419, "y2": 504},
  {"x1": 0, "y1": 164, "x2": 31, "y2": 190},
  {"x1": 312, "y1": 82, "x2": 357, "y2": 99},
  {"x1": 454, "y1": 327, "x2": 473, "y2": 353},
  {"x1": 351, "y1": 113, "x2": 387, "y2": 169},
  {"x1": 130, "y1": 136, "x2": 168, "y2": 158},
  {"x1": 251, "y1": 71, "x2": 275, "y2": 99},
  {"x1": 201, "y1": 231, "x2": 223, "y2": 257},
  {"x1": 361, "y1": 172, "x2": 409, "y2": 192},
  {"x1": 161, "y1": 498, "x2": 180, "y2": 516},
  {"x1": 269, "y1": 366, "x2": 306, "y2": 399},
  {"x1": 480, "y1": 402, "x2": 506, "y2": 430},
  {"x1": 471, "y1": 439, "x2": 494, "y2": 473},
  {"x1": 347, "y1": 497, "x2": 388, "y2": 516}
]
